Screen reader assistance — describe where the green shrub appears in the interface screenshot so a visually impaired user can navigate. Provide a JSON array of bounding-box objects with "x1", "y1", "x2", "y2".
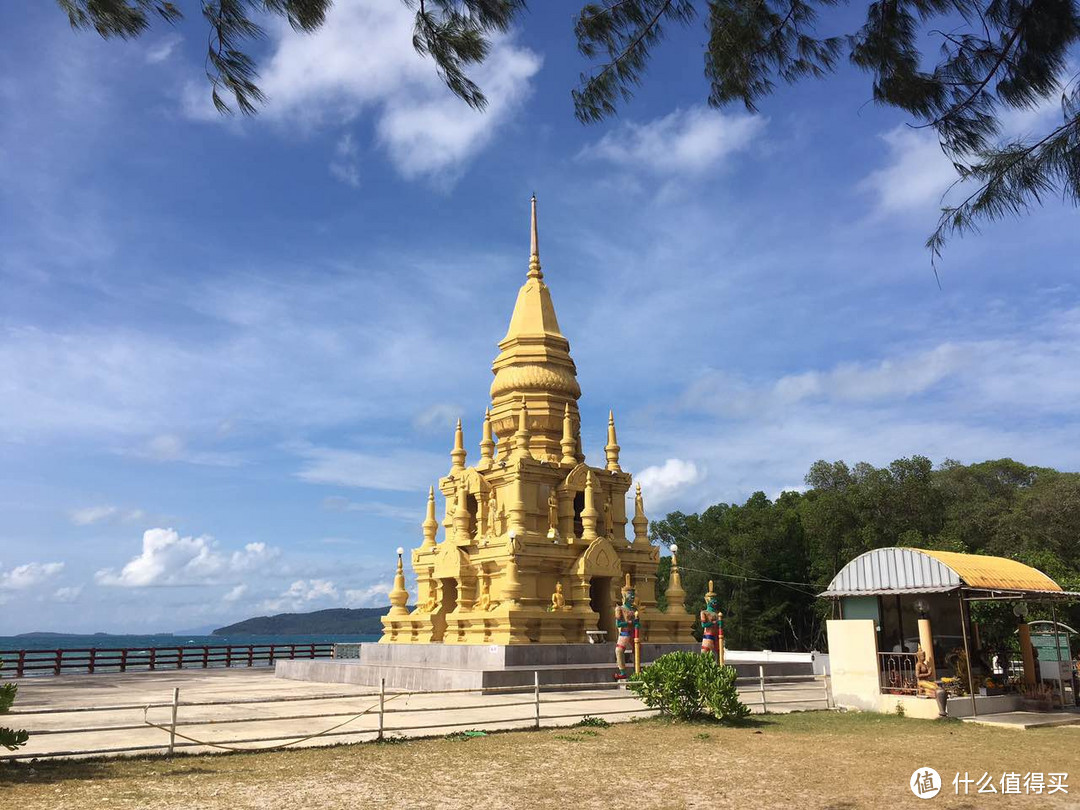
[
  {"x1": 1, "y1": 666, "x2": 29, "y2": 751},
  {"x1": 628, "y1": 652, "x2": 750, "y2": 723}
]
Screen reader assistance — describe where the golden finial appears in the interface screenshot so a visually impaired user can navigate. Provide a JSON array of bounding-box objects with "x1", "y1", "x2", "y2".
[
  {"x1": 480, "y1": 407, "x2": 495, "y2": 464},
  {"x1": 450, "y1": 417, "x2": 466, "y2": 473},
  {"x1": 514, "y1": 396, "x2": 532, "y2": 459},
  {"x1": 387, "y1": 546, "x2": 410, "y2": 616},
  {"x1": 560, "y1": 403, "x2": 576, "y2": 465},
  {"x1": 422, "y1": 485, "x2": 438, "y2": 547},
  {"x1": 528, "y1": 194, "x2": 543, "y2": 280},
  {"x1": 605, "y1": 409, "x2": 621, "y2": 472},
  {"x1": 632, "y1": 482, "x2": 648, "y2": 547}
]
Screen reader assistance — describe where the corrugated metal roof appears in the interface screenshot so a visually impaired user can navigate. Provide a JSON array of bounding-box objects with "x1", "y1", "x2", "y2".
[
  {"x1": 824, "y1": 547, "x2": 961, "y2": 595},
  {"x1": 822, "y1": 547, "x2": 1063, "y2": 596},
  {"x1": 914, "y1": 548, "x2": 1062, "y2": 593}
]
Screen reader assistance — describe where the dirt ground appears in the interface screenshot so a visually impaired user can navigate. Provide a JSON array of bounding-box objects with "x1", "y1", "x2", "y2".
[{"x1": 3, "y1": 712, "x2": 1079, "y2": 809}]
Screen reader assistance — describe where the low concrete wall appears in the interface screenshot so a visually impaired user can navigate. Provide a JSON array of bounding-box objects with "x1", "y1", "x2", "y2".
[{"x1": 279, "y1": 643, "x2": 818, "y2": 690}]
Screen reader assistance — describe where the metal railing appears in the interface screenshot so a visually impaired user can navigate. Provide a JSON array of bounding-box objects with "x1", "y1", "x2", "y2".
[
  {"x1": 0, "y1": 644, "x2": 334, "y2": 678},
  {"x1": 878, "y1": 652, "x2": 918, "y2": 695},
  {"x1": 3, "y1": 665, "x2": 832, "y2": 760}
]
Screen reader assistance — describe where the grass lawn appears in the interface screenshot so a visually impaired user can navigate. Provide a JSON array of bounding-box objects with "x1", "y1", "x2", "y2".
[{"x1": 3, "y1": 711, "x2": 1079, "y2": 809}]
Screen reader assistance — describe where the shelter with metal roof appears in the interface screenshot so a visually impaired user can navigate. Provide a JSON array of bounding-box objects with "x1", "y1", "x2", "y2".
[
  {"x1": 822, "y1": 547, "x2": 1077, "y2": 718},
  {"x1": 822, "y1": 547, "x2": 1070, "y2": 600}
]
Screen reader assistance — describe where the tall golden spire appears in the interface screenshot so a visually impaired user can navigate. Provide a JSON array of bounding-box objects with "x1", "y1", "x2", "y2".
[
  {"x1": 490, "y1": 195, "x2": 581, "y2": 460},
  {"x1": 528, "y1": 194, "x2": 542, "y2": 280}
]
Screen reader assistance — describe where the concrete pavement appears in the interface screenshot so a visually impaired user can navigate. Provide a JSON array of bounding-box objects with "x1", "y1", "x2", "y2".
[{"x1": 5, "y1": 667, "x2": 830, "y2": 760}]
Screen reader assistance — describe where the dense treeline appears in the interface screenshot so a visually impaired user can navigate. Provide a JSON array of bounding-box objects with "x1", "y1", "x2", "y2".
[{"x1": 651, "y1": 457, "x2": 1080, "y2": 652}]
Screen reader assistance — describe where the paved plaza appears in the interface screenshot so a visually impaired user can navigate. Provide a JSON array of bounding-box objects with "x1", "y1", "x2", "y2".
[{"x1": 8, "y1": 667, "x2": 830, "y2": 759}]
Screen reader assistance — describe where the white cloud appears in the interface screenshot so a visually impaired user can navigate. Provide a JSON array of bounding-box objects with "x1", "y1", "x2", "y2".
[
  {"x1": 70, "y1": 505, "x2": 145, "y2": 526},
  {"x1": 126, "y1": 434, "x2": 243, "y2": 467},
  {"x1": 636, "y1": 459, "x2": 705, "y2": 507},
  {"x1": 53, "y1": 585, "x2": 83, "y2": 603},
  {"x1": 859, "y1": 127, "x2": 954, "y2": 216},
  {"x1": 95, "y1": 528, "x2": 277, "y2": 587},
  {"x1": 860, "y1": 94, "x2": 1064, "y2": 217},
  {"x1": 145, "y1": 35, "x2": 183, "y2": 64},
  {"x1": 579, "y1": 106, "x2": 766, "y2": 173},
  {"x1": 261, "y1": 579, "x2": 340, "y2": 612},
  {"x1": 296, "y1": 444, "x2": 445, "y2": 491},
  {"x1": 344, "y1": 583, "x2": 390, "y2": 607},
  {"x1": 241, "y1": 0, "x2": 541, "y2": 181},
  {"x1": 329, "y1": 132, "x2": 361, "y2": 187},
  {"x1": 412, "y1": 402, "x2": 461, "y2": 432},
  {"x1": 1, "y1": 561, "x2": 65, "y2": 590},
  {"x1": 322, "y1": 496, "x2": 418, "y2": 522},
  {"x1": 223, "y1": 584, "x2": 248, "y2": 603}
]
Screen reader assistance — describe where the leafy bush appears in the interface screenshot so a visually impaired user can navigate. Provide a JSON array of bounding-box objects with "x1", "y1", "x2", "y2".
[
  {"x1": 1, "y1": 667, "x2": 29, "y2": 751},
  {"x1": 628, "y1": 652, "x2": 750, "y2": 723}
]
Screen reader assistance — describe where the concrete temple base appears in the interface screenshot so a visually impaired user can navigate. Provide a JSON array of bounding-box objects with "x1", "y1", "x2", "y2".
[{"x1": 275, "y1": 643, "x2": 815, "y2": 691}]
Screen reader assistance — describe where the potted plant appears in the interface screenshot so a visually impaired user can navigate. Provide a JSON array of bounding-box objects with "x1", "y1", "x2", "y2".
[{"x1": 1020, "y1": 682, "x2": 1054, "y2": 711}]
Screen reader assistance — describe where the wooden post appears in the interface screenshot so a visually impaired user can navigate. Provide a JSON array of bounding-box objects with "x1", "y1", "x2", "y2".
[
  {"x1": 16, "y1": 650, "x2": 25, "y2": 678},
  {"x1": 959, "y1": 595, "x2": 977, "y2": 717},
  {"x1": 149, "y1": 648, "x2": 157, "y2": 671},
  {"x1": 378, "y1": 678, "x2": 385, "y2": 741},
  {"x1": 534, "y1": 671, "x2": 541, "y2": 729},
  {"x1": 88, "y1": 648, "x2": 96, "y2": 674},
  {"x1": 202, "y1": 646, "x2": 209, "y2": 669},
  {"x1": 54, "y1": 649, "x2": 63, "y2": 676},
  {"x1": 167, "y1": 687, "x2": 180, "y2": 756},
  {"x1": 177, "y1": 647, "x2": 183, "y2": 670},
  {"x1": 225, "y1": 647, "x2": 232, "y2": 668},
  {"x1": 758, "y1": 665, "x2": 768, "y2": 713},
  {"x1": 120, "y1": 649, "x2": 128, "y2": 673}
]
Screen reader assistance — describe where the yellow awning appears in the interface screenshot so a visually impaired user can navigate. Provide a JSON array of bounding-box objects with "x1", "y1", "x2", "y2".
[{"x1": 915, "y1": 549, "x2": 1062, "y2": 593}]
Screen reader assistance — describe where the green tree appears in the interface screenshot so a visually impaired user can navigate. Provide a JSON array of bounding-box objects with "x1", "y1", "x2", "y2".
[
  {"x1": 651, "y1": 455, "x2": 1080, "y2": 652},
  {"x1": 57, "y1": 0, "x2": 1080, "y2": 255}
]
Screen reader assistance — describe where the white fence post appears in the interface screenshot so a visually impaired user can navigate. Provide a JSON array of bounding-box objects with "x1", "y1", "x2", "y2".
[
  {"x1": 758, "y1": 665, "x2": 767, "y2": 714},
  {"x1": 534, "y1": 671, "x2": 541, "y2": 729},
  {"x1": 823, "y1": 675, "x2": 832, "y2": 709},
  {"x1": 167, "y1": 687, "x2": 180, "y2": 755},
  {"x1": 378, "y1": 678, "x2": 385, "y2": 741}
]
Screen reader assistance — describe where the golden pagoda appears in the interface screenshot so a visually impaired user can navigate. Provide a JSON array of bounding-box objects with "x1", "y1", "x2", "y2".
[{"x1": 380, "y1": 197, "x2": 695, "y2": 645}]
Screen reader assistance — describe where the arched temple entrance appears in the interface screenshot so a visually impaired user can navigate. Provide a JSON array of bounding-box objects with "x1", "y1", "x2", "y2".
[{"x1": 589, "y1": 576, "x2": 614, "y2": 636}]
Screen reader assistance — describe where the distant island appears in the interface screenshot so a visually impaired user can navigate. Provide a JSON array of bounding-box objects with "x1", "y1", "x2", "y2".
[{"x1": 213, "y1": 607, "x2": 403, "y2": 636}]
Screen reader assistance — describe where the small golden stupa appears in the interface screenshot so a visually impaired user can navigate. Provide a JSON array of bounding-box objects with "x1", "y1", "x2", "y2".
[{"x1": 380, "y1": 197, "x2": 694, "y2": 644}]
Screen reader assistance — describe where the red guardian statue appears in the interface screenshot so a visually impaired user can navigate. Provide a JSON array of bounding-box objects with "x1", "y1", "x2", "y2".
[
  {"x1": 700, "y1": 580, "x2": 724, "y2": 665},
  {"x1": 614, "y1": 573, "x2": 639, "y2": 680}
]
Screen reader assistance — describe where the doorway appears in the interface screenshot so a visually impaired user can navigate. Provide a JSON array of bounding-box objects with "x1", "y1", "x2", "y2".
[
  {"x1": 589, "y1": 576, "x2": 614, "y2": 637},
  {"x1": 439, "y1": 578, "x2": 458, "y2": 615}
]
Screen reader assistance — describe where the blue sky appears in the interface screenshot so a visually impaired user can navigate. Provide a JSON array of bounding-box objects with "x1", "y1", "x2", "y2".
[{"x1": 1, "y1": 2, "x2": 1077, "y2": 634}]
